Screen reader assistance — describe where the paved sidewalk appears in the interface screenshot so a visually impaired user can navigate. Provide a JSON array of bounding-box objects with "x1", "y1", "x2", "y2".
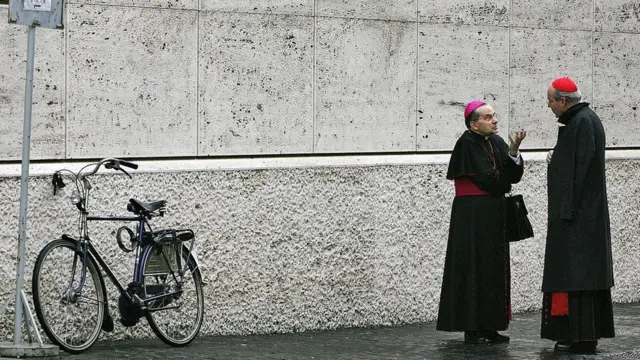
[{"x1": 54, "y1": 303, "x2": 640, "y2": 360}]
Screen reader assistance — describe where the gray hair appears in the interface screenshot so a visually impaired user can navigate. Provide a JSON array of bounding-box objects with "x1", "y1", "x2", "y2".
[{"x1": 554, "y1": 89, "x2": 582, "y2": 104}]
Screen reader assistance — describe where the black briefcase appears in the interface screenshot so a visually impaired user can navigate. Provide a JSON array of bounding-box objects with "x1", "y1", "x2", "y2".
[{"x1": 505, "y1": 194, "x2": 534, "y2": 242}]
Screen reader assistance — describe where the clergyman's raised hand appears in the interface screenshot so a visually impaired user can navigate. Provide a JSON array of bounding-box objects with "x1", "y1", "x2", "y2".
[{"x1": 508, "y1": 131, "x2": 527, "y2": 156}]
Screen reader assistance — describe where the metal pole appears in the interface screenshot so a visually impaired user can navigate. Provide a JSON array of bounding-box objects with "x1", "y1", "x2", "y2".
[{"x1": 14, "y1": 25, "x2": 37, "y2": 345}]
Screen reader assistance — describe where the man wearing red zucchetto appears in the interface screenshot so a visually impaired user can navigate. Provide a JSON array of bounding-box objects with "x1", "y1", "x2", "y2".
[{"x1": 542, "y1": 77, "x2": 615, "y2": 354}]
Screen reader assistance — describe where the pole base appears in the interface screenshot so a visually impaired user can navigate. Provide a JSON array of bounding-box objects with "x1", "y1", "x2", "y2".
[{"x1": 0, "y1": 342, "x2": 59, "y2": 357}]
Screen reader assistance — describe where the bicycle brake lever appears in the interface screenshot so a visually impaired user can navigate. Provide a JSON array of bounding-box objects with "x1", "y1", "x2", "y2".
[
  {"x1": 52, "y1": 173, "x2": 65, "y2": 195},
  {"x1": 121, "y1": 168, "x2": 132, "y2": 179},
  {"x1": 105, "y1": 160, "x2": 125, "y2": 174}
]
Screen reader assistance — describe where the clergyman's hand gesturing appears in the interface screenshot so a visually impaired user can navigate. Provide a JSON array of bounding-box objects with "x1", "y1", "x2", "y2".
[{"x1": 508, "y1": 131, "x2": 527, "y2": 156}]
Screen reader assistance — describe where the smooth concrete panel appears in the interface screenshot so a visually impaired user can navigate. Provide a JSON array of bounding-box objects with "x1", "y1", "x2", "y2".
[
  {"x1": 418, "y1": 24, "x2": 509, "y2": 150},
  {"x1": 315, "y1": 18, "x2": 417, "y2": 153},
  {"x1": 593, "y1": 32, "x2": 640, "y2": 147},
  {"x1": 67, "y1": 0, "x2": 197, "y2": 9},
  {"x1": 199, "y1": 13, "x2": 314, "y2": 155},
  {"x1": 511, "y1": 0, "x2": 593, "y2": 31},
  {"x1": 66, "y1": 5, "x2": 198, "y2": 158},
  {"x1": 0, "y1": 20, "x2": 65, "y2": 160},
  {"x1": 510, "y1": 28, "x2": 593, "y2": 149},
  {"x1": 419, "y1": 0, "x2": 509, "y2": 26},
  {"x1": 316, "y1": 0, "x2": 417, "y2": 22},
  {"x1": 595, "y1": 1, "x2": 640, "y2": 33},
  {"x1": 201, "y1": 0, "x2": 313, "y2": 16}
]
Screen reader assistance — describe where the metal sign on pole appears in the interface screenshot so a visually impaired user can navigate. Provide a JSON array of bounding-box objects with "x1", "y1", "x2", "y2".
[{"x1": 1, "y1": 0, "x2": 64, "y2": 357}]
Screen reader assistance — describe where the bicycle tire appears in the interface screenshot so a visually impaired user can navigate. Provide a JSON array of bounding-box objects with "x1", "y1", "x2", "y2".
[
  {"x1": 141, "y1": 244, "x2": 204, "y2": 347},
  {"x1": 32, "y1": 238, "x2": 107, "y2": 354}
]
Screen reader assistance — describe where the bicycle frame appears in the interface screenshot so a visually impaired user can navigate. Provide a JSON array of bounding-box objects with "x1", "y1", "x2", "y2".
[
  {"x1": 68, "y1": 213, "x2": 144, "y2": 297},
  {"x1": 67, "y1": 214, "x2": 191, "y2": 310}
]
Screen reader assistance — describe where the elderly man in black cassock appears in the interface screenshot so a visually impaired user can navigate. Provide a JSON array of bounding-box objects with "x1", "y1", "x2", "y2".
[
  {"x1": 542, "y1": 77, "x2": 615, "y2": 354},
  {"x1": 436, "y1": 100, "x2": 526, "y2": 344}
]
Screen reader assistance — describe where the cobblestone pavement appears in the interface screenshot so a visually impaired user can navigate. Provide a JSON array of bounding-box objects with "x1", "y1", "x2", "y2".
[{"x1": 43, "y1": 303, "x2": 640, "y2": 359}]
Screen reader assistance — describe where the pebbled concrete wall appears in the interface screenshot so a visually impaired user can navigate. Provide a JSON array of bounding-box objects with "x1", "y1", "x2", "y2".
[
  {"x1": 0, "y1": 155, "x2": 638, "y2": 341},
  {"x1": 2, "y1": 1, "x2": 640, "y2": 158}
]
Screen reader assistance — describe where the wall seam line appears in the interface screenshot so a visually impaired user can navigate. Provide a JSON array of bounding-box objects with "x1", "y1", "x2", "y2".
[
  {"x1": 592, "y1": 0, "x2": 596, "y2": 104},
  {"x1": 508, "y1": 0, "x2": 512, "y2": 135},
  {"x1": 64, "y1": 4, "x2": 69, "y2": 159},
  {"x1": 415, "y1": 1, "x2": 419, "y2": 151},
  {"x1": 312, "y1": 0, "x2": 317, "y2": 153},
  {"x1": 196, "y1": 0, "x2": 200, "y2": 156}
]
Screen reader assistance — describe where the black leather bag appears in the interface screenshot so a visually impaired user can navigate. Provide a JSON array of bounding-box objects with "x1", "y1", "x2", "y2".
[{"x1": 505, "y1": 194, "x2": 534, "y2": 242}]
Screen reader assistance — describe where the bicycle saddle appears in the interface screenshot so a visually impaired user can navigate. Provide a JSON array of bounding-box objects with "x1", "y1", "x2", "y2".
[{"x1": 127, "y1": 199, "x2": 166, "y2": 215}]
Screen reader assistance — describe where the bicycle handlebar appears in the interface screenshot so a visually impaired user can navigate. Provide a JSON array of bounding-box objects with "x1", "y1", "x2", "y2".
[
  {"x1": 119, "y1": 160, "x2": 139, "y2": 170},
  {"x1": 81, "y1": 158, "x2": 139, "y2": 178},
  {"x1": 52, "y1": 158, "x2": 139, "y2": 196}
]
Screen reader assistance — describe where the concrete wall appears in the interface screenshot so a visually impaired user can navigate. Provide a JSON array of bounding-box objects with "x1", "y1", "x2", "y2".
[
  {"x1": 0, "y1": 153, "x2": 639, "y2": 342},
  {"x1": 1, "y1": 0, "x2": 640, "y2": 342},
  {"x1": 2, "y1": 1, "x2": 640, "y2": 159}
]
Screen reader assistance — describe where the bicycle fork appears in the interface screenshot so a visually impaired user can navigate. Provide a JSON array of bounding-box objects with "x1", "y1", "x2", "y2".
[{"x1": 60, "y1": 235, "x2": 114, "y2": 332}]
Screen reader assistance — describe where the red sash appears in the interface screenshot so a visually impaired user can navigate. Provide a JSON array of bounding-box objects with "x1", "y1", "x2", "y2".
[{"x1": 454, "y1": 177, "x2": 489, "y2": 196}]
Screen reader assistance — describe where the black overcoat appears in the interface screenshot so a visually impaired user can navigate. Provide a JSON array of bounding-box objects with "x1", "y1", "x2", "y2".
[{"x1": 543, "y1": 103, "x2": 614, "y2": 292}]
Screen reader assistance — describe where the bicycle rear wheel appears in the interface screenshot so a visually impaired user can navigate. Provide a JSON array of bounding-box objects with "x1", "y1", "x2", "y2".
[
  {"x1": 141, "y1": 244, "x2": 204, "y2": 346},
  {"x1": 32, "y1": 238, "x2": 106, "y2": 353}
]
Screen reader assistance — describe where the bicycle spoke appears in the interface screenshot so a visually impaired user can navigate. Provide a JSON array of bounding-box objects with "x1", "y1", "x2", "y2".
[{"x1": 75, "y1": 297, "x2": 105, "y2": 306}]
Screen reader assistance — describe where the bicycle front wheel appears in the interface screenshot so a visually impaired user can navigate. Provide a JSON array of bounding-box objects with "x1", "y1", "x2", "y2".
[
  {"x1": 141, "y1": 244, "x2": 204, "y2": 346},
  {"x1": 32, "y1": 238, "x2": 106, "y2": 353}
]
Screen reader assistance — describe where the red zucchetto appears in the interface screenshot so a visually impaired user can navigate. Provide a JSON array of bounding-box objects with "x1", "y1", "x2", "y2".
[
  {"x1": 464, "y1": 100, "x2": 486, "y2": 119},
  {"x1": 552, "y1": 77, "x2": 578, "y2": 92}
]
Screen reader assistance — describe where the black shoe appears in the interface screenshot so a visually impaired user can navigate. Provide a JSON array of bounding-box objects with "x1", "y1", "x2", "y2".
[
  {"x1": 569, "y1": 341, "x2": 598, "y2": 354},
  {"x1": 554, "y1": 341, "x2": 598, "y2": 354},
  {"x1": 554, "y1": 341, "x2": 572, "y2": 351},
  {"x1": 483, "y1": 330, "x2": 510, "y2": 343},
  {"x1": 464, "y1": 331, "x2": 489, "y2": 344}
]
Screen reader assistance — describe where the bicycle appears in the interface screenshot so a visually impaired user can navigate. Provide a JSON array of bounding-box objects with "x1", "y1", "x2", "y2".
[{"x1": 31, "y1": 158, "x2": 205, "y2": 353}]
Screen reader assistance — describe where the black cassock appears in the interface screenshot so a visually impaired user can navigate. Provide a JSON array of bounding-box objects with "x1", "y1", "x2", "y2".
[
  {"x1": 541, "y1": 102, "x2": 615, "y2": 342},
  {"x1": 437, "y1": 130, "x2": 523, "y2": 332}
]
